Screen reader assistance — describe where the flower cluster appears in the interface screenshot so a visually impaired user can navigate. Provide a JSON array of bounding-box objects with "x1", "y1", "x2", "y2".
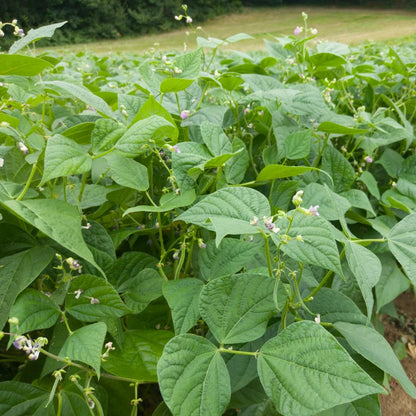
[
  {"x1": 101, "y1": 341, "x2": 115, "y2": 361},
  {"x1": 13, "y1": 336, "x2": 47, "y2": 361},
  {"x1": 250, "y1": 216, "x2": 280, "y2": 233},
  {"x1": 66, "y1": 257, "x2": 82, "y2": 273}
]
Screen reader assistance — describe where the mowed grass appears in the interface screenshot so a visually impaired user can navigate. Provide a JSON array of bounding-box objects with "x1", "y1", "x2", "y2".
[{"x1": 46, "y1": 6, "x2": 416, "y2": 54}]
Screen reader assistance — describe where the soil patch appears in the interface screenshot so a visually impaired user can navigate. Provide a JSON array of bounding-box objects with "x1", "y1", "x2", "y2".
[{"x1": 380, "y1": 291, "x2": 416, "y2": 415}]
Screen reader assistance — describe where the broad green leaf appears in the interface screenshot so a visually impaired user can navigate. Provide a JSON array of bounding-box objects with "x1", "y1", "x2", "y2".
[
  {"x1": 82, "y1": 221, "x2": 116, "y2": 274},
  {"x1": 376, "y1": 148, "x2": 403, "y2": 178},
  {"x1": 257, "y1": 321, "x2": 384, "y2": 416},
  {"x1": 315, "y1": 395, "x2": 380, "y2": 416},
  {"x1": 224, "y1": 137, "x2": 249, "y2": 185},
  {"x1": 303, "y1": 183, "x2": 351, "y2": 222},
  {"x1": 9, "y1": 289, "x2": 60, "y2": 333},
  {"x1": 357, "y1": 171, "x2": 380, "y2": 200},
  {"x1": 41, "y1": 134, "x2": 92, "y2": 184},
  {"x1": 0, "y1": 55, "x2": 52, "y2": 76},
  {"x1": 91, "y1": 119, "x2": 126, "y2": 154},
  {"x1": 307, "y1": 288, "x2": 367, "y2": 325},
  {"x1": 345, "y1": 241, "x2": 381, "y2": 318},
  {"x1": 133, "y1": 95, "x2": 175, "y2": 125},
  {"x1": 107, "y1": 251, "x2": 158, "y2": 290},
  {"x1": 257, "y1": 164, "x2": 316, "y2": 181},
  {"x1": 59, "y1": 322, "x2": 107, "y2": 377},
  {"x1": 173, "y1": 48, "x2": 203, "y2": 79},
  {"x1": 103, "y1": 329, "x2": 173, "y2": 382},
  {"x1": 157, "y1": 334, "x2": 231, "y2": 416},
  {"x1": 177, "y1": 187, "x2": 271, "y2": 246},
  {"x1": 66, "y1": 275, "x2": 129, "y2": 322},
  {"x1": 105, "y1": 152, "x2": 149, "y2": 191},
  {"x1": 318, "y1": 122, "x2": 368, "y2": 135},
  {"x1": 172, "y1": 142, "x2": 211, "y2": 191},
  {"x1": 124, "y1": 190, "x2": 196, "y2": 215},
  {"x1": 115, "y1": 115, "x2": 178, "y2": 156},
  {"x1": 200, "y1": 273, "x2": 275, "y2": 344},
  {"x1": 9, "y1": 22, "x2": 67, "y2": 54},
  {"x1": 160, "y1": 78, "x2": 194, "y2": 93},
  {"x1": 42, "y1": 81, "x2": 113, "y2": 117},
  {"x1": 284, "y1": 130, "x2": 311, "y2": 160},
  {"x1": 0, "y1": 246, "x2": 54, "y2": 329},
  {"x1": 0, "y1": 381, "x2": 54, "y2": 416},
  {"x1": 1, "y1": 199, "x2": 102, "y2": 275},
  {"x1": 388, "y1": 213, "x2": 416, "y2": 286},
  {"x1": 124, "y1": 268, "x2": 165, "y2": 313},
  {"x1": 226, "y1": 33, "x2": 254, "y2": 43},
  {"x1": 61, "y1": 390, "x2": 91, "y2": 416},
  {"x1": 375, "y1": 254, "x2": 410, "y2": 312},
  {"x1": 153, "y1": 401, "x2": 173, "y2": 416},
  {"x1": 340, "y1": 189, "x2": 376, "y2": 217},
  {"x1": 200, "y1": 121, "x2": 232, "y2": 156},
  {"x1": 197, "y1": 238, "x2": 262, "y2": 281},
  {"x1": 163, "y1": 278, "x2": 203, "y2": 335},
  {"x1": 321, "y1": 146, "x2": 355, "y2": 192},
  {"x1": 275, "y1": 212, "x2": 343, "y2": 276},
  {"x1": 62, "y1": 122, "x2": 95, "y2": 145},
  {"x1": 334, "y1": 322, "x2": 416, "y2": 398},
  {"x1": 309, "y1": 52, "x2": 346, "y2": 67}
]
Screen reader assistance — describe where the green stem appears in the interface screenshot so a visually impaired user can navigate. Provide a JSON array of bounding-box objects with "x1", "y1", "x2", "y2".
[
  {"x1": 90, "y1": 394, "x2": 104, "y2": 416},
  {"x1": 91, "y1": 147, "x2": 115, "y2": 160},
  {"x1": 61, "y1": 312, "x2": 73, "y2": 335},
  {"x1": 56, "y1": 391, "x2": 63, "y2": 416},
  {"x1": 218, "y1": 347, "x2": 258, "y2": 357},
  {"x1": 352, "y1": 238, "x2": 386, "y2": 244},
  {"x1": 174, "y1": 242, "x2": 187, "y2": 280},
  {"x1": 303, "y1": 270, "x2": 333, "y2": 303},
  {"x1": 175, "y1": 92, "x2": 181, "y2": 115},
  {"x1": 16, "y1": 162, "x2": 38, "y2": 201},
  {"x1": 261, "y1": 231, "x2": 273, "y2": 278},
  {"x1": 78, "y1": 172, "x2": 88, "y2": 203}
]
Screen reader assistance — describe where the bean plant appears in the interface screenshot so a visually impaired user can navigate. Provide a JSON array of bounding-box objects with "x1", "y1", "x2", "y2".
[{"x1": 1, "y1": 11, "x2": 416, "y2": 416}]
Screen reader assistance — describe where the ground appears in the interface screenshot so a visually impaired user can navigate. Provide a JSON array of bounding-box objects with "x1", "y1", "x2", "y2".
[{"x1": 380, "y1": 291, "x2": 416, "y2": 415}]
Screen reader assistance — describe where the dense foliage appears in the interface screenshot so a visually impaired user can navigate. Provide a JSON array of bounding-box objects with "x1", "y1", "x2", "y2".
[{"x1": 1, "y1": 13, "x2": 416, "y2": 416}]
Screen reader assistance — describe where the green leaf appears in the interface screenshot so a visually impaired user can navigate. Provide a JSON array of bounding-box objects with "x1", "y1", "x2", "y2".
[
  {"x1": 197, "y1": 238, "x2": 262, "y2": 281},
  {"x1": 375, "y1": 254, "x2": 410, "y2": 312},
  {"x1": 321, "y1": 146, "x2": 355, "y2": 192},
  {"x1": 173, "y1": 48, "x2": 203, "y2": 79},
  {"x1": 160, "y1": 78, "x2": 194, "y2": 93},
  {"x1": 0, "y1": 246, "x2": 54, "y2": 329},
  {"x1": 275, "y1": 212, "x2": 343, "y2": 276},
  {"x1": 9, "y1": 22, "x2": 67, "y2": 54},
  {"x1": 340, "y1": 190, "x2": 376, "y2": 217},
  {"x1": 157, "y1": 334, "x2": 231, "y2": 416},
  {"x1": 9, "y1": 289, "x2": 60, "y2": 333},
  {"x1": 309, "y1": 52, "x2": 346, "y2": 67},
  {"x1": 334, "y1": 321, "x2": 416, "y2": 398},
  {"x1": 59, "y1": 322, "x2": 107, "y2": 377},
  {"x1": 163, "y1": 278, "x2": 203, "y2": 335},
  {"x1": 307, "y1": 288, "x2": 367, "y2": 325},
  {"x1": 200, "y1": 121, "x2": 232, "y2": 156},
  {"x1": 91, "y1": 119, "x2": 126, "y2": 154},
  {"x1": 107, "y1": 251, "x2": 158, "y2": 290},
  {"x1": 124, "y1": 190, "x2": 195, "y2": 215},
  {"x1": 62, "y1": 122, "x2": 95, "y2": 145},
  {"x1": 103, "y1": 329, "x2": 173, "y2": 382},
  {"x1": 0, "y1": 55, "x2": 52, "y2": 76},
  {"x1": 172, "y1": 142, "x2": 211, "y2": 191},
  {"x1": 115, "y1": 115, "x2": 178, "y2": 156},
  {"x1": 105, "y1": 152, "x2": 149, "y2": 191},
  {"x1": 357, "y1": 171, "x2": 380, "y2": 200},
  {"x1": 315, "y1": 395, "x2": 380, "y2": 416},
  {"x1": 82, "y1": 221, "x2": 116, "y2": 274},
  {"x1": 0, "y1": 381, "x2": 54, "y2": 416},
  {"x1": 257, "y1": 164, "x2": 316, "y2": 181},
  {"x1": 42, "y1": 81, "x2": 113, "y2": 117},
  {"x1": 41, "y1": 134, "x2": 92, "y2": 184},
  {"x1": 200, "y1": 273, "x2": 275, "y2": 344},
  {"x1": 176, "y1": 187, "x2": 271, "y2": 246},
  {"x1": 124, "y1": 269, "x2": 165, "y2": 313},
  {"x1": 61, "y1": 390, "x2": 91, "y2": 416},
  {"x1": 317, "y1": 121, "x2": 368, "y2": 135},
  {"x1": 66, "y1": 275, "x2": 129, "y2": 322},
  {"x1": 133, "y1": 95, "x2": 175, "y2": 126},
  {"x1": 224, "y1": 137, "x2": 249, "y2": 185},
  {"x1": 284, "y1": 130, "x2": 311, "y2": 160},
  {"x1": 1, "y1": 199, "x2": 102, "y2": 275},
  {"x1": 344, "y1": 241, "x2": 381, "y2": 318},
  {"x1": 388, "y1": 213, "x2": 416, "y2": 286},
  {"x1": 257, "y1": 321, "x2": 384, "y2": 416}
]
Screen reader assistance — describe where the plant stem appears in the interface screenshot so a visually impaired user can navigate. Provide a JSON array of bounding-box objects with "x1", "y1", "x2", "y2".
[
  {"x1": 16, "y1": 162, "x2": 38, "y2": 201},
  {"x1": 261, "y1": 231, "x2": 273, "y2": 278},
  {"x1": 218, "y1": 347, "x2": 258, "y2": 357}
]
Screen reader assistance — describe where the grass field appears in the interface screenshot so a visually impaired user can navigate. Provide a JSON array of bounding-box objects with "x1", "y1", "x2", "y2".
[{"x1": 44, "y1": 6, "x2": 416, "y2": 55}]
